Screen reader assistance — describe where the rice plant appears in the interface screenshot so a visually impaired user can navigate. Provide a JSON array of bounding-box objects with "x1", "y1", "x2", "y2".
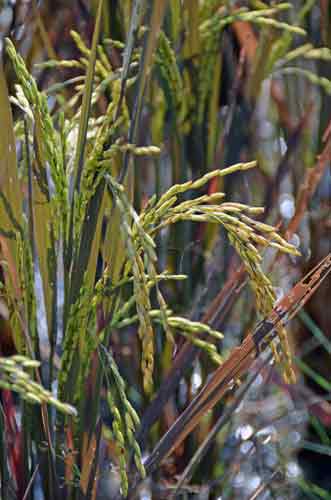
[{"x1": 0, "y1": 1, "x2": 330, "y2": 499}]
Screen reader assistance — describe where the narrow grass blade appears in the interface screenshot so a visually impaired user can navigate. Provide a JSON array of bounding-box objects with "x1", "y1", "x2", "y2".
[
  {"x1": 295, "y1": 357, "x2": 331, "y2": 392},
  {"x1": 310, "y1": 415, "x2": 331, "y2": 446},
  {"x1": 301, "y1": 440, "x2": 331, "y2": 456},
  {"x1": 0, "y1": 64, "x2": 23, "y2": 299},
  {"x1": 119, "y1": 0, "x2": 169, "y2": 183},
  {"x1": 298, "y1": 478, "x2": 331, "y2": 500},
  {"x1": 67, "y1": 0, "x2": 105, "y2": 278},
  {"x1": 117, "y1": 0, "x2": 145, "y2": 116},
  {"x1": 71, "y1": 0, "x2": 104, "y2": 193},
  {"x1": 31, "y1": 118, "x2": 56, "y2": 341},
  {"x1": 299, "y1": 310, "x2": 331, "y2": 355}
]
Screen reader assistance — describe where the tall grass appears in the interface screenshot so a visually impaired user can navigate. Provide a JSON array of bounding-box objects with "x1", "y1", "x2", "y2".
[{"x1": 0, "y1": 1, "x2": 330, "y2": 499}]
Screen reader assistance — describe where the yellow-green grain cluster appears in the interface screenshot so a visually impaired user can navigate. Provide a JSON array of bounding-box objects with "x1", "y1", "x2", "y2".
[
  {"x1": 6, "y1": 40, "x2": 68, "y2": 249},
  {"x1": 155, "y1": 31, "x2": 184, "y2": 114},
  {"x1": 102, "y1": 348, "x2": 145, "y2": 496},
  {"x1": 106, "y1": 175, "x2": 157, "y2": 395},
  {"x1": 0, "y1": 355, "x2": 76, "y2": 416}
]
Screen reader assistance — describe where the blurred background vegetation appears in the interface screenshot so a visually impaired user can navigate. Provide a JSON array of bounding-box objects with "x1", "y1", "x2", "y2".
[{"x1": 0, "y1": 1, "x2": 330, "y2": 499}]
